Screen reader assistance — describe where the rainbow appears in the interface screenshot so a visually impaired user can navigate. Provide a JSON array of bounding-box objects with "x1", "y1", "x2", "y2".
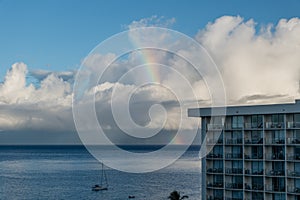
[
  {"x1": 129, "y1": 37, "x2": 188, "y2": 145},
  {"x1": 129, "y1": 35, "x2": 162, "y2": 83}
]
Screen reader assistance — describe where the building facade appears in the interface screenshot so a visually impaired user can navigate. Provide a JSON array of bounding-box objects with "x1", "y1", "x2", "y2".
[{"x1": 188, "y1": 100, "x2": 300, "y2": 200}]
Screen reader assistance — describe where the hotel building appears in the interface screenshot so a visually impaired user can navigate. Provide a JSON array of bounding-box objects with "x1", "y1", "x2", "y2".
[{"x1": 188, "y1": 100, "x2": 300, "y2": 200}]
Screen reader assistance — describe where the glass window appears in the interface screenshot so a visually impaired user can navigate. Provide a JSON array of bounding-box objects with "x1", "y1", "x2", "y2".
[
  {"x1": 272, "y1": 162, "x2": 285, "y2": 172},
  {"x1": 214, "y1": 175, "x2": 223, "y2": 183},
  {"x1": 273, "y1": 146, "x2": 284, "y2": 159},
  {"x1": 273, "y1": 177, "x2": 285, "y2": 192},
  {"x1": 252, "y1": 146, "x2": 263, "y2": 159},
  {"x1": 232, "y1": 116, "x2": 243, "y2": 129},
  {"x1": 295, "y1": 147, "x2": 300, "y2": 155},
  {"x1": 253, "y1": 192, "x2": 263, "y2": 200},
  {"x1": 271, "y1": 114, "x2": 284, "y2": 123},
  {"x1": 213, "y1": 160, "x2": 223, "y2": 169},
  {"x1": 294, "y1": 130, "x2": 300, "y2": 139},
  {"x1": 252, "y1": 177, "x2": 263, "y2": 189},
  {"x1": 232, "y1": 131, "x2": 242, "y2": 143},
  {"x1": 251, "y1": 115, "x2": 263, "y2": 128},
  {"x1": 295, "y1": 179, "x2": 300, "y2": 188},
  {"x1": 251, "y1": 131, "x2": 262, "y2": 143},
  {"x1": 294, "y1": 114, "x2": 300, "y2": 122},
  {"x1": 232, "y1": 146, "x2": 242, "y2": 158},
  {"x1": 252, "y1": 161, "x2": 263, "y2": 174},
  {"x1": 232, "y1": 160, "x2": 242, "y2": 169},
  {"x1": 232, "y1": 175, "x2": 243, "y2": 184},
  {"x1": 213, "y1": 146, "x2": 223, "y2": 156},
  {"x1": 273, "y1": 130, "x2": 284, "y2": 141},
  {"x1": 295, "y1": 163, "x2": 300, "y2": 173},
  {"x1": 213, "y1": 190, "x2": 223, "y2": 198},
  {"x1": 232, "y1": 191, "x2": 243, "y2": 199},
  {"x1": 273, "y1": 193, "x2": 286, "y2": 200}
]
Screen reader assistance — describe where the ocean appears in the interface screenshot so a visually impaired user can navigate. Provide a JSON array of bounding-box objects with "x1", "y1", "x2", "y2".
[{"x1": 0, "y1": 146, "x2": 201, "y2": 200}]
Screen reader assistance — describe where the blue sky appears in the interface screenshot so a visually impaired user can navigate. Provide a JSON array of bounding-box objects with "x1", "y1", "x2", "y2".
[
  {"x1": 1, "y1": 0, "x2": 300, "y2": 144},
  {"x1": 1, "y1": 0, "x2": 300, "y2": 80}
]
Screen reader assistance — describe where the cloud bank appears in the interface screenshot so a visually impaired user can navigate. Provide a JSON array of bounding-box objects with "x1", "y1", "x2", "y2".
[
  {"x1": 196, "y1": 16, "x2": 300, "y2": 104},
  {"x1": 1, "y1": 16, "x2": 300, "y2": 144}
]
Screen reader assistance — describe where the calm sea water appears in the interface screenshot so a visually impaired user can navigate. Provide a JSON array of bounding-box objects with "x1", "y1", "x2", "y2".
[{"x1": 0, "y1": 146, "x2": 201, "y2": 200}]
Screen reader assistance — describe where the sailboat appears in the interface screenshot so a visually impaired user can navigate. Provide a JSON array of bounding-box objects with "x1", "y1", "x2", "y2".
[{"x1": 92, "y1": 163, "x2": 108, "y2": 191}]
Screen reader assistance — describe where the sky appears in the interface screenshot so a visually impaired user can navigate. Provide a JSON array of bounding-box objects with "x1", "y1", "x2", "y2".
[{"x1": 1, "y1": 0, "x2": 300, "y2": 145}]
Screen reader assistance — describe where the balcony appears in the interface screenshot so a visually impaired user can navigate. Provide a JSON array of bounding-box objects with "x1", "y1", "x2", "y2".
[
  {"x1": 287, "y1": 170, "x2": 300, "y2": 177},
  {"x1": 245, "y1": 138, "x2": 263, "y2": 145},
  {"x1": 244, "y1": 169, "x2": 263, "y2": 175},
  {"x1": 265, "y1": 122, "x2": 284, "y2": 129},
  {"x1": 265, "y1": 185, "x2": 285, "y2": 192},
  {"x1": 265, "y1": 138, "x2": 285, "y2": 145},
  {"x1": 287, "y1": 186, "x2": 300, "y2": 194},
  {"x1": 207, "y1": 168, "x2": 223, "y2": 174},
  {"x1": 225, "y1": 198, "x2": 243, "y2": 200},
  {"x1": 207, "y1": 124, "x2": 223, "y2": 130},
  {"x1": 245, "y1": 183, "x2": 264, "y2": 191},
  {"x1": 207, "y1": 182, "x2": 223, "y2": 188},
  {"x1": 225, "y1": 138, "x2": 243, "y2": 145},
  {"x1": 244, "y1": 122, "x2": 263, "y2": 129},
  {"x1": 287, "y1": 154, "x2": 300, "y2": 161},
  {"x1": 244, "y1": 198, "x2": 263, "y2": 200},
  {"x1": 225, "y1": 153, "x2": 243, "y2": 160},
  {"x1": 287, "y1": 122, "x2": 300, "y2": 129},
  {"x1": 207, "y1": 138, "x2": 223, "y2": 145},
  {"x1": 225, "y1": 182, "x2": 243, "y2": 190},
  {"x1": 244, "y1": 153, "x2": 263, "y2": 160},
  {"x1": 207, "y1": 196, "x2": 223, "y2": 200},
  {"x1": 287, "y1": 137, "x2": 300, "y2": 145},
  {"x1": 265, "y1": 153, "x2": 285, "y2": 160},
  {"x1": 266, "y1": 170, "x2": 285, "y2": 176},
  {"x1": 225, "y1": 168, "x2": 243, "y2": 175},
  {"x1": 207, "y1": 153, "x2": 223, "y2": 159}
]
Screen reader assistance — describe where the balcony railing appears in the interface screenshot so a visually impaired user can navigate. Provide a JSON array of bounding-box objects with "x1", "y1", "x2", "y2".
[
  {"x1": 287, "y1": 186, "x2": 300, "y2": 193},
  {"x1": 244, "y1": 169, "x2": 263, "y2": 175},
  {"x1": 287, "y1": 154, "x2": 300, "y2": 161},
  {"x1": 265, "y1": 138, "x2": 285, "y2": 145},
  {"x1": 207, "y1": 153, "x2": 223, "y2": 159},
  {"x1": 265, "y1": 153, "x2": 285, "y2": 160},
  {"x1": 207, "y1": 124, "x2": 223, "y2": 130},
  {"x1": 207, "y1": 182, "x2": 223, "y2": 188},
  {"x1": 207, "y1": 196, "x2": 223, "y2": 200},
  {"x1": 225, "y1": 182, "x2": 243, "y2": 189},
  {"x1": 225, "y1": 138, "x2": 243, "y2": 145},
  {"x1": 287, "y1": 122, "x2": 300, "y2": 129},
  {"x1": 287, "y1": 137, "x2": 300, "y2": 144},
  {"x1": 207, "y1": 168, "x2": 223, "y2": 173},
  {"x1": 225, "y1": 168, "x2": 243, "y2": 174},
  {"x1": 207, "y1": 138, "x2": 223, "y2": 145},
  {"x1": 244, "y1": 153, "x2": 263, "y2": 160},
  {"x1": 245, "y1": 138, "x2": 263, "y2": 144},
  {"x1": 225, "y1": 153, "x2": 243, "y2": 159},
  {"x1": 245, "y1": 183, "x2": 264, "y2": 191},
  {"x1": 265, "y1": 122, "x2": 284, "y2": 129},
  {"x1": 244, "y1": 122, "x2": 263, "y2": 129},
  {"x1": 266, "y1": 170, "x2": 285, "y2": 176},
  {"x1": 244, "y1": 198, "x2": 264, "y2": 200},
  {"x1": 265, "y1": 185, "x2": 285, "y2": 192},
  {"x1": 225, "y1": 198, "x2": 243, "y2": 200},
  {"x1": 287, "y1": 170, "x2": 300, "y2": 177}
]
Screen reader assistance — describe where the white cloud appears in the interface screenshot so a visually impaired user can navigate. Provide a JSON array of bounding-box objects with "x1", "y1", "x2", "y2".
[
  {"x1": 0, "y1": 63, "x2": 74, "y2": 132},
  {"x1": 125, "y1": 15, "x2": 176, "y2": 29},
  {"x1": 1, "y1": 16, "x2": 300, "y2": 144},
  {"x1": 196, "y1": 16, "x2": 300, "y2": 104}
]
